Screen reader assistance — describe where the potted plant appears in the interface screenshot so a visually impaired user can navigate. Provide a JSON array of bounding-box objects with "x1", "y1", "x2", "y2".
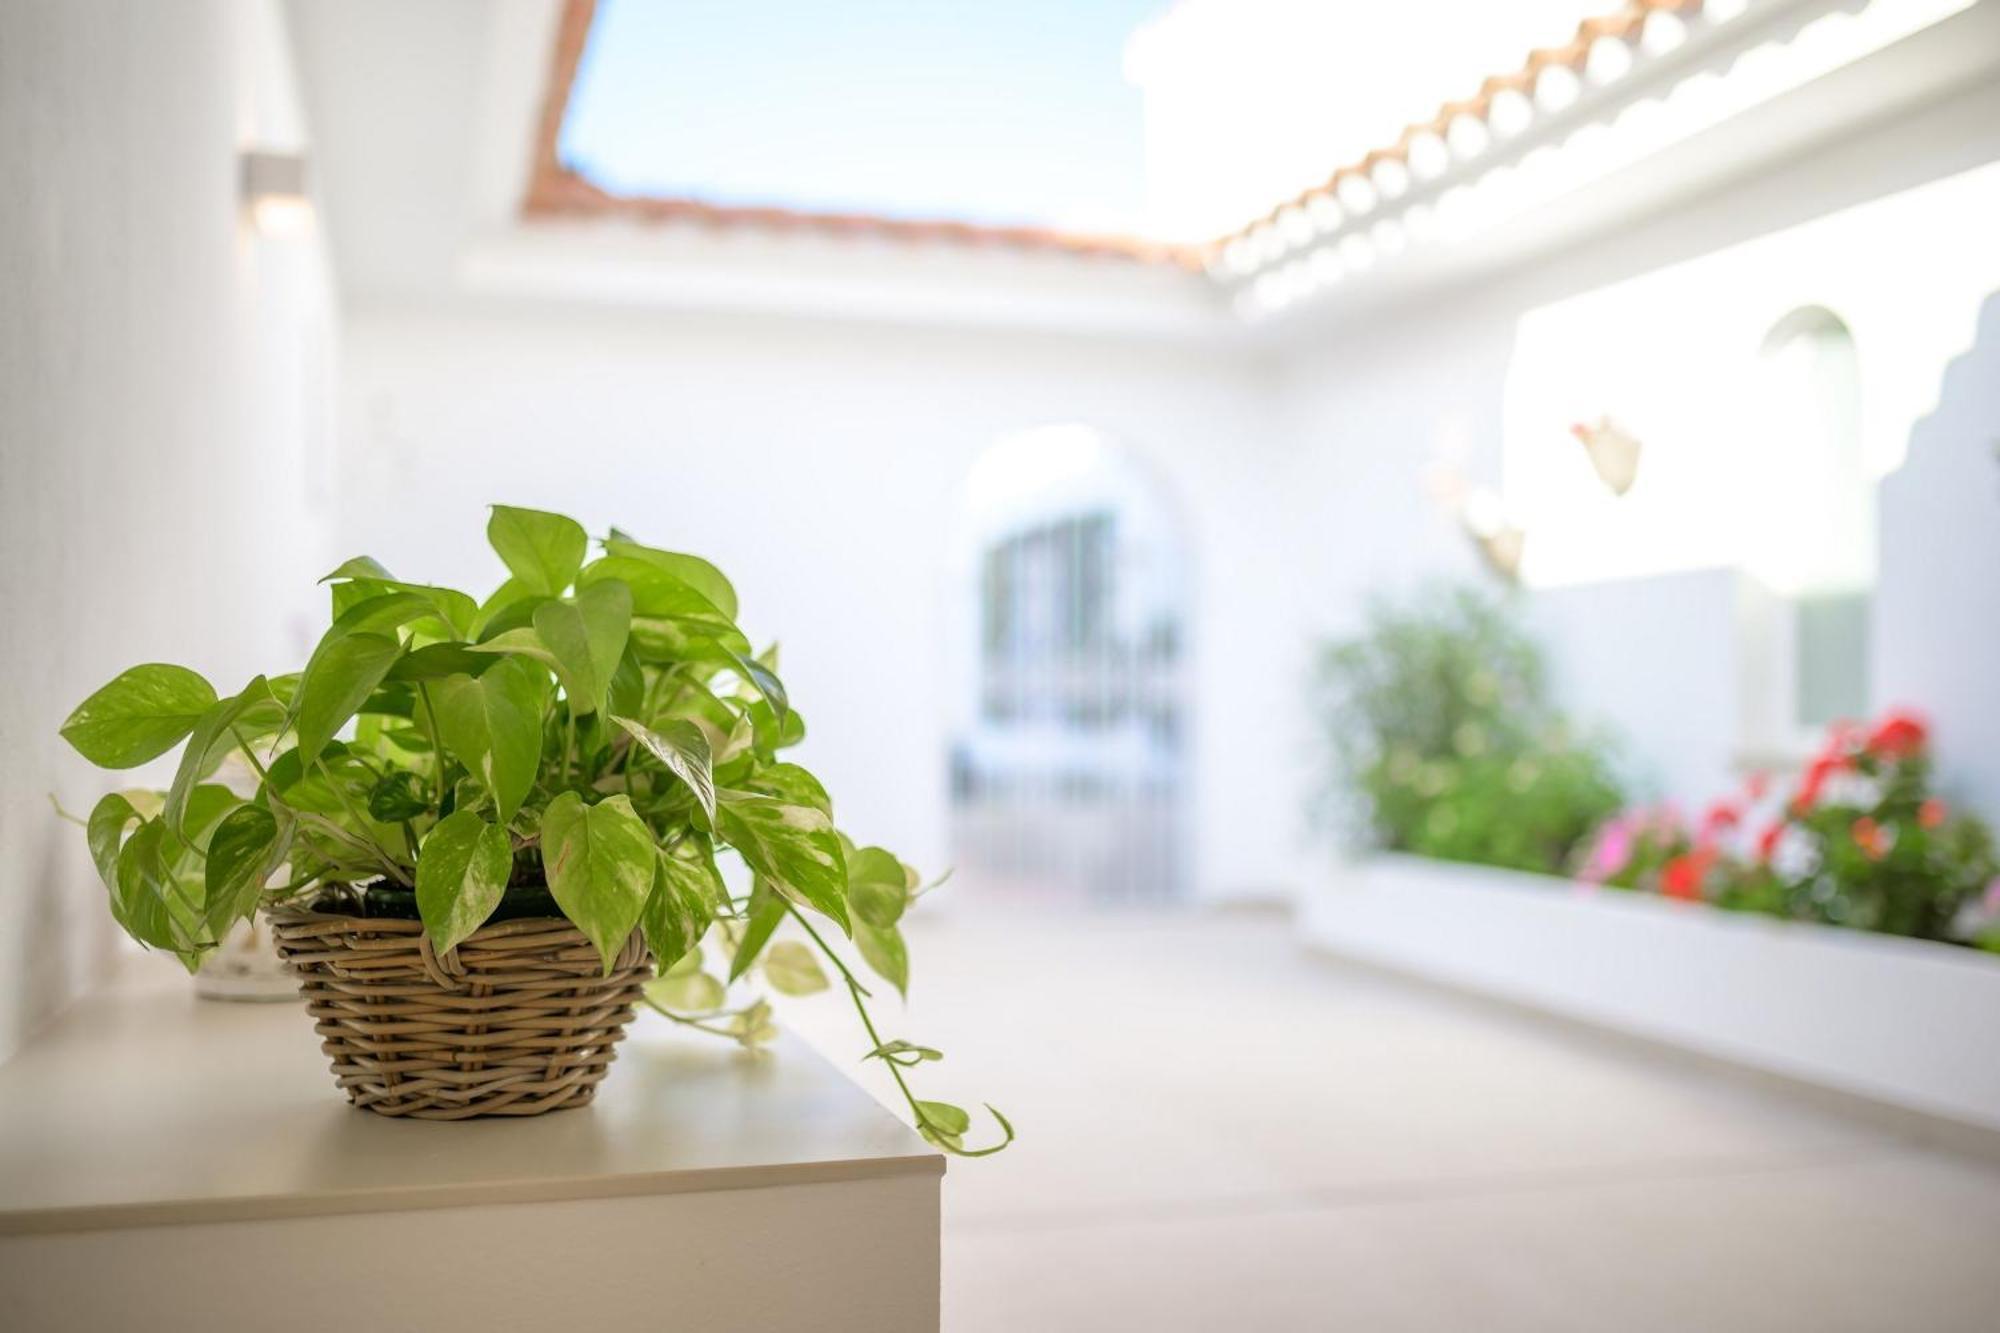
[{"x1": 58, "y1": 506, "x2": 1009, "y2": 1150}]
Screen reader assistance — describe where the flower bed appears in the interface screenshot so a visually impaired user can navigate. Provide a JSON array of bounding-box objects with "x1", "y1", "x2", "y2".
[
  {"x1": 1301, "y1": 852, "x2": 2000, "y2": 1136},
  {"x1": 1577, "y1": 710, "x2": 2000, "y2": 949}
]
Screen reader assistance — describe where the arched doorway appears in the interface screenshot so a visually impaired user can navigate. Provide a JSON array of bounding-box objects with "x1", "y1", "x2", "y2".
[
  {"x1": 1754, "y1": 305, "x2": 1869, "y2": 735},
  {"x1": 946, "y1": 427, "x2": 1189, "y2": 904}
]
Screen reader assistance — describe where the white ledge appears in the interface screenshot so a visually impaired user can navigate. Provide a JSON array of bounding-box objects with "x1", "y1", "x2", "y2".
[
  {"x1": 1302, "y1": 853, "x2": 2000, "y2": 1143},
  {"x1": 0, "y1": 955, "x2": 941, "y2": 1236}
]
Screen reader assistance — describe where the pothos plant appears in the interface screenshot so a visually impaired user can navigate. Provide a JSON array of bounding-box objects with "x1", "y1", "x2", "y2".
[{"x1": 58, "y1": 506, "x2": 1009, "y2": 1156}]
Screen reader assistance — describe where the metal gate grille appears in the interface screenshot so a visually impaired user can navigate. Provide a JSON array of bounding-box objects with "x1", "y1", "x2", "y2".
[{"x1": 950, "y1": 500, "x2": 1185, "y2": 904}]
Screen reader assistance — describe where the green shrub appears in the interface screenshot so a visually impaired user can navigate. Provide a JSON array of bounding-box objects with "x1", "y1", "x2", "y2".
[{"x1": 1310, "y1": 586, "x2": 1624, "y2": 874}]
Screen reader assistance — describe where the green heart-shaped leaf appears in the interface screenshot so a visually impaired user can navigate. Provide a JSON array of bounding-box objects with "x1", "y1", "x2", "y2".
[
  {"x1": 714, "y1": 789, "x2": 848, "y2": 933},
  {"x1": 856, "y1": 920, "x2": 909, "y2": 998},
  {"x1": 60, "y1": 664, "x2": 216, "y2": 769},
  {"x1": 203, "y1": 804, "x2": 291, "y2": 939},
  {"x1": 847, "y1": 845, "x2": 909, "y2": 930},
  {"x1": 416, "y1": 809, "x2": 513, "y2": 956},
  {"x1": 762, "y1": 940, "x2": 828, "y2": 996},
  {"x1": 431, "y1": 656, "x2": 549, "y2": 825},
  {"x1": 113, "y1": 819, "x2": 178, "y2": 951},
  {"x1": 488, "y1": 505, "x2": 587, "y2": 597},
  {"x1": 532, "y1": 580, "x2": 632, "y2": 716},
  {"x1": 645, "y1": 967, "x2": 724, "y2": 1013},
  {"x1": 602, "y1": 532, "x2": 739, "y2": 620},
  {"x1": 541, "y1": 792, "x2": 654, "y2": 973},
  {"x1": 294, "y1": 632, "x2": 401, "y2": 764},
  {"x1": 747, "y1": 762, "x2": 829, "y2": 816},
  {"x1": 611, "y1": 715, "x2": 714, "y2": 819},
  {"x1": 641, "y1": 840, "x2": 722, "y2": 972},
  {"x1": 86, "y1": 792, "x2": 148, "y2": 893}
]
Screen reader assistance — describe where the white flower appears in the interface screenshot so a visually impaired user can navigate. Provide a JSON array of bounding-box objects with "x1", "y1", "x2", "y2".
[{"x1": 1772, "y1": 827, "x2": 1820, "y2": 880}]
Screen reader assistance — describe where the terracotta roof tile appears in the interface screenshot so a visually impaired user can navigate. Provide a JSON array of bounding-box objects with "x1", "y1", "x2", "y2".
[{"x1": 1208, "y1": 0, "x2": 1710, "y2": 263}]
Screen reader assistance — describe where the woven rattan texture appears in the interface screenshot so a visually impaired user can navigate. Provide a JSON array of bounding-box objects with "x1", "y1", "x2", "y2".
[{"x1": 269, "y1": 909, "x2": 650, "y2": 1119}]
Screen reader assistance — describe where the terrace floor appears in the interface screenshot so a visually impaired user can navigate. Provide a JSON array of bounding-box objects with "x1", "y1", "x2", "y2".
[{"x1": 778, "y1": 902, "x2": 2000, "y2": 1332}]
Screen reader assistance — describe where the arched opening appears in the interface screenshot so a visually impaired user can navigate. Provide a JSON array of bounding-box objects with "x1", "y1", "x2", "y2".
[
  {"x1": 1754, "y1": 305, "x2": 1869, "y2": 732},
  {"x1": 946, "y1": 427, "x2": 1189, "y2": 904}
]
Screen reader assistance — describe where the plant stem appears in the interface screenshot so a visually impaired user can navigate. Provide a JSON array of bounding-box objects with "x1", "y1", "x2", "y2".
[
  {"x1": 307, "y1": 759, "x2": 411, "y2": 885},
  {"x1": 417, "y1": 681, "x2": 448, "y2": 811},
  {"x1": 783, "y1": 904, "x2": 871, "y2": 999},
  {"x1": 783, "y1": 906, "x2": 916, "y2": 1096},
  {"x1": 235, "y1": 726, "x2": 381, "y2": 879},
  {"x1": 228, "y1": 725, "x2": 272, "y2": 785},
  {"x1": 639, "y1": 996, "x2": 750, "y2": 1040},
  {"x1": 779, "y1": 903, "x2": 1010, "y2": 1157},
  {"x1": 294, "y1": 812, "x2": 404, "y2": 883}
]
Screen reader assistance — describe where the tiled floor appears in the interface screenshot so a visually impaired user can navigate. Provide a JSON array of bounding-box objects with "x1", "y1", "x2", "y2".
[{"x1": 778, "y1": 905, "x2": 2000, "y2": 1331}]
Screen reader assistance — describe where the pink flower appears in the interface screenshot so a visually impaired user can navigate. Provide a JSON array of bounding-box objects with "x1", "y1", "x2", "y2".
[
  {"x1": 1583, "y1": 819, "x2": 1635, "y2": 883},
  {"x1": 1918, "y1": 798, "x2": 1947, "y2": 830}
]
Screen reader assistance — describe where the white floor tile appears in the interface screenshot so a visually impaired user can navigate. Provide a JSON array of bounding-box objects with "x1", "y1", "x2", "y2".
[{"x1": 770, "y1": 903, "x2": 2000, "y2": 1330}]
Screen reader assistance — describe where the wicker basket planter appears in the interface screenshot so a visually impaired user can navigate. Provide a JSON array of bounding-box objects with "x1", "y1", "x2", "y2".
[{"x1": 268, "y1": 907, "x2": 652, "y2": 1120}]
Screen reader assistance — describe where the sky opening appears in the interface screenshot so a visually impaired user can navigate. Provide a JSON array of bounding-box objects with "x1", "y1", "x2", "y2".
[{"x1": 558, "y1": 0, "x2": 1161, "y2": 235}]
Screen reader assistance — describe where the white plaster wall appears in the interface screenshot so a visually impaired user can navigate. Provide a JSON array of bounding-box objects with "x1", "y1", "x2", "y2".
[
  {"x1": 0, "y1": 0, "x2": 333, "y2": 1060},
  {"x1": 334, "y1": 305, "x2": 1291, "y2": 901},
  {"x1": 1527, "y1": 569, "x2": 1766, "y2": 805},
  {"x1": 1876, "y1": 293, "x2": 2000, "y2": 823},
  {"x1": 1499, "y1": 162, "x2": 2000, "y2": 593}
]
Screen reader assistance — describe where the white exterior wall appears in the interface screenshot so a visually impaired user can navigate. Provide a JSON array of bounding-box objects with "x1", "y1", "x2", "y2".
[
  {"x1": 335, "y1": 306, "x2": 1294, "y2": 901},
  {"x1": 1527, "y1": 570, "x2": 1773, "y2": 806},
  {"x1": 0, "y1": 0, "x2": 334, "y2": 1060},
  {"x1": 1875, "y1": 293, "x2": 2000, "y2": 822}
]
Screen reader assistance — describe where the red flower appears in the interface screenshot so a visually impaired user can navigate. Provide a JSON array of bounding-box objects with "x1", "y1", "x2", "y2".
[
  {"x1": 1851, "y1": 816, "x2": 1888, "y2": 860},
  {"x1": 1792, "y1": 756, "x2": 1837, "y2": 813},
  {"x1": 1919, "y1": 798, "x2": 1948, "y2": 830},
  {"x1": 1703, "y1": 800, "x2": 1742, "y2": 832},
  {"x1": 1661, "y1": 849, "x2": 1712, "y2": 901},
  {"x1": 1867, "y1": 710, "x2": 1928, "y2": 761},
  {"x1": 1755, "y1": 821, "x2": 1784, "y2": 861}
]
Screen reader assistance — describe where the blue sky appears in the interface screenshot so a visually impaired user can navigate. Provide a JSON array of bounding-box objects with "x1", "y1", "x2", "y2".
[{"x1": 558, "y1": 0, "x2": 1165, "y2": 232}]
